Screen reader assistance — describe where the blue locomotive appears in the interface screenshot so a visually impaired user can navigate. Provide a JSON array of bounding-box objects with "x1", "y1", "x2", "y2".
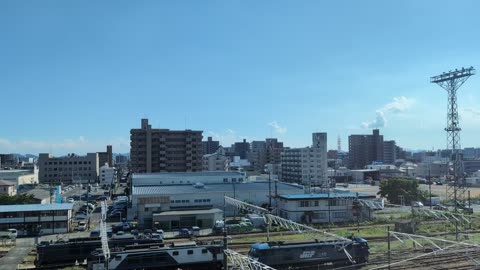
[{"x1": 249, "y1": 237, "x2": 369, "y2": 269}]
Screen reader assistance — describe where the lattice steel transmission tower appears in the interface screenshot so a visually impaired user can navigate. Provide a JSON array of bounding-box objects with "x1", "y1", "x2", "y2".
[{"x1": 430, "y1": 67, "x2": 475, "y2": 207}]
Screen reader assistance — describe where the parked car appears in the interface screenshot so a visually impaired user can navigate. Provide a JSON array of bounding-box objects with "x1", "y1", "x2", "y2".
[
  {"x1": 77, "y1": 221, "x2": 87, "y2": 231},
  {"x1": 90, "y1": 230, "x2": 100, "y2": 238},
  {"x1": 413, "y1": 201, "x2": 424, "y2": 207},
  {"x1": 67, "y1": 198, "x2": 75, "y2": 203},
  {"x1": 178, "y1": 228, "x2": 191, "y2": 238},
  {"x1": 96, "y1": 195, "x2": 108, "y2": 201},
  {"x1": 433, "y1": 205, "x2": 448, "y2": 211}
]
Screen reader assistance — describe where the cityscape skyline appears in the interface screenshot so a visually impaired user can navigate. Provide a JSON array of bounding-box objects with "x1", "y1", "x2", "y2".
[{"x1": 2, "y1": 1, "x2": 480, "y2": 155}]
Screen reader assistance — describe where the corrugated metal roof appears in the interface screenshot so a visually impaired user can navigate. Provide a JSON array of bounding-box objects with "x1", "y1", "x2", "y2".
[
  {"x1": 0, "y1": 203, "x2": 74, "y2": 213},
  {"x1": 278, "y1": 193, "x2": 375, "y2": 200},
  {"x1": 0, "y1": 180, "x2": 15, "y2": 186},
  {"x1": 133, "y1": 181, "x2": 304, "y2": 196},
  {"x1": 133, "y1": 171, "x2": 244, "y2": 179}
]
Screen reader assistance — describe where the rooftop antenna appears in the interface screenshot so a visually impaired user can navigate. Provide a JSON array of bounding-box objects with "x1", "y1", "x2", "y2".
[{"x1": 431, "y1": 66, "x2": 475, "y2": 240}]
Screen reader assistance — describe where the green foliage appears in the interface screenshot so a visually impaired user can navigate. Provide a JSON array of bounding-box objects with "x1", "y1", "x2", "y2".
[
  {"x1": 0, "y1": 193, "x2": 36, "y2": 205},
  {"x1": 377, "y1": 178, "x2": 425, "y2": 205}
]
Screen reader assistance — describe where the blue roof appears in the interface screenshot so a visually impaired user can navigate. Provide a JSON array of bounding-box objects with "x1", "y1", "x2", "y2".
[
  {"x1": 251, "y1": 243, "x2": 270, "y2": 250},
  {"x1": 278, "y1": 192, "x2": 374, "y2": 200},
  {"x1": 0, "y1": 203, "x2": 74, "y2": 213}
]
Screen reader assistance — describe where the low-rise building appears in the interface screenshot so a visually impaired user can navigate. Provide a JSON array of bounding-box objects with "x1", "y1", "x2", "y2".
[
  {"x1": 100, "y1": 163, "x2": 116, "y2": 186},
  {"x1": 132, "y1": 171, "x2": 246, "y2": 186},
  {"x1": 130, "y1": 181, "x2": 304, "y2": 228},
  {"x1": 0, "y1": 180, "x2": 16, "y2": 196},
  {"x1": 202, "y1": 147, "x2": 229, "y2": 171},
  {"x1": 153, "y1": 208, "x2": 223, "y2": 231},
  {"x1": 0, "y1": 170, "x2": 38, "y2": 186},
  {"x1": 25, "y1": 189, "x2": 54, "y2": 204},
  {"x1": 0, "y1": 203, "x2": 74, "y2": 236},
  {"x1": 277, "y1": 192, "x2": 375, "y2": 224}
]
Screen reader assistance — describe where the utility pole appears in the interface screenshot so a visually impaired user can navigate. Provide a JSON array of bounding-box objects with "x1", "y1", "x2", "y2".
[{"x1": 429, "y1": 165, "x2": 432, "y2": 209}]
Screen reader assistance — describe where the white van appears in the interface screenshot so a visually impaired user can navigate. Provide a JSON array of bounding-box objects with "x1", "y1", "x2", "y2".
[{"x1": 8, "y1": 228, "x2": 17, "y2": 238}]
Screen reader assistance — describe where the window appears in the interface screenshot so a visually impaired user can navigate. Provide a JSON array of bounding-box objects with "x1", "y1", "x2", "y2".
[
  {"x1": 173, "y1": 251, "x2": 179, "y2": 256},
  {"x1": 187, "y1": 250, "x2": 194, "y2": 255},
  {"x1": 333, "y1": 212, "x2": 347, "y2": 218},
  {"x1": 232, "y1": 178, "x2": 236, "y2": 182},
  {"x1": 223, "y1": 178, "x2": 228, "y2": 183},
  {"x1": 314, "y1": 201, "x2": 319, "y2": 207},
  {"x1": 313, "y1": 212, "x2": 327, "y2": 219},
  {"x1": 202, "y1": 249, "x2": 208, "y2": 254},
  {"x1": 300, "y1": 201, "x2": 309, "y2": 207}
]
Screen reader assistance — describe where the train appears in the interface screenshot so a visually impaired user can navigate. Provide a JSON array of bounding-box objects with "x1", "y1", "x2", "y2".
[
  {"x1": 35, "y1": 236, "x2": 164, "y2": 268},
  {"x1": 87, "y1": 241, "x2": 224, "y2": 270},
  {"x1": 248, "y1": 237, "x2": 369, "y2": 269}
]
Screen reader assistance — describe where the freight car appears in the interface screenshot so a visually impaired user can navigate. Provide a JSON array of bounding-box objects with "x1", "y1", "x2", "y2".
[
  {"x1": 248, "y1": 237, "x2": 369, "y2": 269},
  {"x1": 35, "y1": 236, "x2": 163, "y2": 267},
  {"x1": 87, "y1": 241, "x2": 224, "y2": 270}
]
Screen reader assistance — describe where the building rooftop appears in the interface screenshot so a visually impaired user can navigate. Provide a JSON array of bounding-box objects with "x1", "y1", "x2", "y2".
[
  {"x1": 0, "y1": 170, "x2": 34, "y2": 179},
  {"x1": 133, "y1": 171, "x2": 245, "y2": 179},
  {"x1": 0, "y1": 203, "x2": 74, "y2": 213},
  {"x1": 0, "y1": 180, "x2": 15, "y2": 186},
  {"x1": 153, "y1": 208, "x2": 223, "y2": 216},
  {"x1": 278, "y1": 192, "x2": 375, "y2": 200},
  {"x1": 25, "y1": 189, "x2": 52, "y2": 200},
  {"x1": 133, "y1": 181, "x2": 304, "y2": 196}
]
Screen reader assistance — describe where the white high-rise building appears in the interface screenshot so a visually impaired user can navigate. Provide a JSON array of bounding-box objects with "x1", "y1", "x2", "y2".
[
  {"x1": 100, "y1": 163, "x2": 116, "y2": 186},
  {"x1": 281, "y1": 133, "x2": 327, "y2": 187}
]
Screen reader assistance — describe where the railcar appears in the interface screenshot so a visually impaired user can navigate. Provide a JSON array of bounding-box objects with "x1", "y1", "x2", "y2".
[
  {"x1": 35, "y1": 236, "x2": 163, "y2": 267},
  {"x1": 87, "y1": 241, "x2": 224, "y2": 270},
  {"x1": 248, "y1": 237, "x2": 369, "y2": 269}
]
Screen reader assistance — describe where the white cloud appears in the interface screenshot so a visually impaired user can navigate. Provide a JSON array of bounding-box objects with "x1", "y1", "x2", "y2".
[
  {"x1": 268, "y1": 121, "x2": 287, "y2": 134},
  {"x1": 463, "y1": 108, "x2": 480, "y2": 118},
  {"x1": 361, "y1": 96, "x2": 415, "y2": 128}
]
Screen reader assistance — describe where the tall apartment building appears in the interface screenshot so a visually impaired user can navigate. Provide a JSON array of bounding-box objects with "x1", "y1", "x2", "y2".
[
  {"x1": 266, "y1": 138, "x2": 284, "y2": 164},
  {"x1": 38, "y1": 153, "x2": 99, "y2": 184},
  {"x1": 383, "y1": 140, "x2": 397, "y2": 164},
  {"x1": 281, "y1": 133, "x2": 327, "y2": 187},
  {"x1": 249, "y1": 141, "x2": 267, "y2": 172},
  {"x1": 348, "y1": 129, "x2": 384, "y2": 169},
  {"x1": 233, "y1": 139, "x2": 250, "y2": 159},
  {"x1": 130, "y1": 119, "x2": 203, "y2": 173},
  {"x1": 202, "y1": 137, "x2": 220, "y2": 155},
  {"x1": 98, "y1": 145, "x2": 113, "y2": 168}
]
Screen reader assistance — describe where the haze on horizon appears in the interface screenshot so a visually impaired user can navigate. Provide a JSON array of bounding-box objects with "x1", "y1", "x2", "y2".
[{"x1": 1, "y1": 1, "x2": 480, "y2": 156}]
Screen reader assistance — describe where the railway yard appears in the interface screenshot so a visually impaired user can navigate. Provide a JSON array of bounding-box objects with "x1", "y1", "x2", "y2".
[{"x1": 3, "y1": 184, "x2": 480, "y2": 269}]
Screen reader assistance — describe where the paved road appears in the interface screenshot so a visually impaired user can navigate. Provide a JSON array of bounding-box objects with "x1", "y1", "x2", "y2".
[{"x1": 0, "y1": 238, "x2": 34, "y2": 270}]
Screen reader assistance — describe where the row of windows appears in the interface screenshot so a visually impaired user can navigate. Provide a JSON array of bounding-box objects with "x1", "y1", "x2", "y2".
[
  {"x1": 170, "y1": 199, "x2": 212, "y2": 204},
  {"x1": 47, "y1": 167, "x2": 93, "y2": 171},
  {"x1": 222, "y1": 178, "x2": 244, "y2": 183},
  {"x1": 298, "y1": 199, "x2": 349, "y2": 207},
  {"x1": 44, "y1": 173, "x2": 92, "y2": 178},
  {"x1": 194, "y1": 199, "x2": 211, "y2": 203},
  {"x1": 45, "y1": 161, "x2": 92, "y2": 165}
]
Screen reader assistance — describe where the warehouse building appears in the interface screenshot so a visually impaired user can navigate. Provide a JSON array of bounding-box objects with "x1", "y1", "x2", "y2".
[{"x1": 130, "y1": 180, "x2": 304, "y2": 228}]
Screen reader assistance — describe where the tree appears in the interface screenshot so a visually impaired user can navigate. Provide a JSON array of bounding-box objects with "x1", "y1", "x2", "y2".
[
  {"x1": 0, "y1": 193, "x2": 36, "y2": 205},
  {"x1": 377, "y1": 178, "x2": 425, "y2": 205}
]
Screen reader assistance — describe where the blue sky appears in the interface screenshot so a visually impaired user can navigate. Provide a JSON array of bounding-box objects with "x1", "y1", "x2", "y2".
[{"x1": 1, "y1": 0, "x2": 480, "y2": 155}]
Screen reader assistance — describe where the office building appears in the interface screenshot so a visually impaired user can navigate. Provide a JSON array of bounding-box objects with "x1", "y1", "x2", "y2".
[
  {"x1": 383, "y1": 140, "x2": 397, "y2": 164},
  {"x1": 202, "y1": 146, "x2": 229, "y2": 171},
  {"x1": 281, "y1": 133, "x2": 328, "y2": 187},
  {"x1": 0, "y1": 204, "x2": 74, "y2": 236},
  {"x1": 249, "y1": 141, "x2": 267, "y2": 172},
  {"x1": 348, "y1": 129, "x2": 384, "y2": 169},
  {"x1": 202, "y1": 137, "x2": 220, "y2": 155},
  {"x1": 130, "y1": 119, "x2": 203, "y2": 173},
  {"x1": 98, "y1": 145, "x2": 113, "y2": 168},
  {"x1": 0, "y1": 154, "x2": 17, "y2": 169},
  {"x1": 233, "y1": 139, "x2": 250, "y2": 159},
  {"x1": 38, "y1": 153, "x2": 99, "y2": 184}
]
